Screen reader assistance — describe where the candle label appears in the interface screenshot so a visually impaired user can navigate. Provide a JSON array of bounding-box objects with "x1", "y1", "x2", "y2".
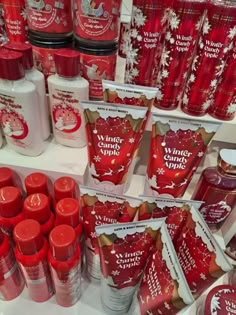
[
  {"x1": 26, "y1": 0, "x2": 72, "y2": 33},
  {"x1": 74, "y1": 0, "x2": 121, "y2": 41}
]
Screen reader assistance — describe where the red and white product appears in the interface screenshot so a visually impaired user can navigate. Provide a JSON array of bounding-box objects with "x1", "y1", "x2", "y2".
[
  {"x1": 24, "y1": 172, "x2": 50, "y2": 196},
  {"x1": 25, "y1": 0, "x2": 72, "y2": 35},
  {"x1": 14, "y1": 219, "x2": 54, "y2": 302},
  {"x1": 55, "y1": 198, "x2": 83, "y2": 246},
  {"x1": 80, "y1": 186, "x2": 141, "y2": 280},
  {"x1": 53, "y1": 176, "x2": 77, "y2": 204},
  {"x1": 23, "y1": 194, "x2": 55, "y2": 237},
  {"x1": 155, "y1": 0, "x2": 207, "y2": 110},
  {"x1": 81, "y1": 101, "x2": 148, "y2": 194},
  {"x1": 73, "y1": 0, "x2": 122, "y2": 43},
  {"x1": 174, "y1": 203, "x2": 232, "y2": 298},
  {"x1": 138, "y1": 196, "x2": 202, "y2": 243},
  {"x1": 48, "y1": 225, "x2": 81, "y2": 307},
  {"x1": 118, "y1": 15, "x2": 131, "y2": 59},
  {"x1": 48, "y1": 49, "x2": 89, "y2": 148},
  {"x1": 125, "y1": 0, "x2": 169, "y2": 86},
  {"x1": 146, "y1": 114, "x2": 220, "y2": 198},
  {"x1": 0, "y1": 7, "x2": 7, "y2": 46},
  {"x1": 0, "y1": 50, "x2": 44, "y2": 156},
  {"x1": 0, "y1": 229, "x2": 25, "y2": 300},
  {"x1": 1, "y1": 0, "x2": 28, "y2": 43},
  {"x1": 0, "y1": 186, "x2": 24, "y2": 238},
  {"x1": 0, "y1": 167, "x2": 15, "y2": 188},
  {"x1": 4, "y1": 42, "x2": 50, "y2": 140},
  {"x1": 96, "y1": 219, "x2": 165, "y2": 314},
  {"x1": 180, "y1": 0, "x2": 236, "y2": 116},
  {"x1": 197, "y1": 285, "x2": 236, "y2": 315},
  {"x1": 130, "y1": 223, "x2": 194, "y2": 315}
]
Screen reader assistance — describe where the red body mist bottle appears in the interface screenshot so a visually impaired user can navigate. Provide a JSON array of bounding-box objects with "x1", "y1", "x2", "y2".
[
  {"x1": 0, "y1": 186, "x2": 24, "y2": 238},
  {"x1": 13, "y1": 219, "x2": 54, "y2": 302},
  {"x1": 0, "y1": 167, "x2": 15, "y2": 188},
  {"x1": 23, "y1": 193, "x2": 55, "y2": 237},
  {"x1": 0, "y1": 229, "x2": 24, "y2": 300},
  {"x1": 48, "y1": 225, "x2": 81, "y2": 307},
  {"x1": 55, "y1": 198, "x2": 83, "y2": 245},
  {"x1": 53, "y1": 176, "x2": 77, "y2": 205}
]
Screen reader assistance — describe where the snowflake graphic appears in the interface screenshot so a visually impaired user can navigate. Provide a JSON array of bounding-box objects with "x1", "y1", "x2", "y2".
[
  {"x1": 198, "y1": 151, "x2": 204, "y2": 158},
  {"x1": 160, "y1": 49, "x2": 170, "y2": 67},
  {"x1": 125, "y1": 70, "x2": 134, "y2": 83},
  {"x1": 196, "y1": 17, "x2": 203, "y2": 31},
  {"x1": 121, "y1": 41, "x2": 130, "y2": 55},
  {"x1": 200, "y1": 273, "x2": 207, "y2": 280},
  {"x1": 131, "y1": 29, "x2": 138, "y2": 38},
  {"x1": 20, "y1": 8, "x2": 27, "y2": 21},
  {"x1": 203, "y1": 17, "x2": 211, "y2": 34},
  {"x1": 153, "y1": 154, "x2": 157, "y2": 158},
  {"x1": 210, "y1": 79, "x2": 217, "y2": 88},
  {"x1": 166, "y1": 32, "x2": 174, "y2": 44},
  {"x1": 134, "y1": 12, "x2": 146, "y2": 27},
  {"x1": 162, "y1": 69, "x2": 169, "y2": 78},
  {"x1": 170, "y1": 38, "x2": 175, "y2": 44},
  {"x1": 90, "y1": 232, "x2": 97, "y2": 239},
  {"x1": 129, "y1": 138, "x2": 135, "y2": 143},
  {"x1": 202, "y1": 100, "x2": 211, "y2": 111},
  {"x1": 164, "y1": 302, "x2": 170, "y2": 310},
  {"x1": 169, "y1": 11, "x2": 180, "y2": 30},
  {"x1": 94, "y1": 155, "x2": 101, "y2": 163},
  {"x1": 223, "y1": 42, "x2": 233, "y2": 54},
  {"x1": 126, "y1": 44, "x2": 139, "y2": 67},
  {"x1": 183, "y1": 71, "x2": 188, "y2": 79},
  {"x1": 157, "y1": 168, "x2": 165, "y2": 175},
  {"x1": 211, "y1": 295, "x2": 221, "y2": 314},
  {"x1": 192, "y1": 55, "x2": 199, "y2": 71},
  {"x1": 189, "y1": 74, "x2": 196, "y2": 83},
  {"x1": 111, "y1": 270, "x2": 120, "y2": 276},
  {"x1": 131, "y1": 67, "x2": 139, "y2": 77},
  {"x1": 229, "y1": 26, "x2": 236, "y2": 39},
  {"x1": 227, "y1": 103, "x2": 236, "y2": 115},
  {"x1": 137, "y1": 35, "x2": 142, "y2": 41},
  {"x1": 156, "y1": 89, "x2": 163, "y2": 100},
  {"x1": 199, "y1": 39, "x2": 204, "y2": 49},
  {"x1": 182, "y1": 94, "x2": 189, "y2": 105}
]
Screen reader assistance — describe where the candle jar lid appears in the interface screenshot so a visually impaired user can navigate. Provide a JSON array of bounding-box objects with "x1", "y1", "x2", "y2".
[
  {"x1": 74, "y1": 36, "x2": 118, "y2": 55},
  {"x1": 28, "y1": 30, "x2": 73, "y2": 49},
  {"x1": 218, "y1": 149, "x2": 236, "y2": 175}
]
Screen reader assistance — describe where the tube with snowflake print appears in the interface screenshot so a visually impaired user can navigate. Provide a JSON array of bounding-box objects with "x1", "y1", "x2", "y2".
[
  {"x1": 96, "y1": 219, "x2": 165, "y2": 315},
  {"x1": 180, "y1": 0, "x2": 236, "y2": 116},
  {"x1": 146, "y1": 114, "x2": 220, "y2": 198},
  {"x1": 125, "y1": 0, "x2": 172, "y2": 87},
  {"x1": 81, "y1": 101, "x2": 147, "y2": 194},
  {"x1": 154, "y1": 0, "x2": 207, "y2": 110},
  {"x1": 129, "y1": 223, "x2": 194, "y2": 315},
  {"x1": 80, "y1": 186, "x2": 141, "y2": 281}
]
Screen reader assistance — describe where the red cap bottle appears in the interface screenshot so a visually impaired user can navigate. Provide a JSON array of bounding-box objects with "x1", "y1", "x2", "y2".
[
  {"x1": 0, "y1": 229, "x2": 25, "y2": 300},
  {"x1": 0, "y1": 186, "x2": 24, "y2": 238},
  {"x1": 13, "y1": 219, "x2": 54, "y2": 302},
  {"x1": 48, "y1": 225, "x2": 81, "y2": 307},
  {"x1": 3, "y1": 42, "x2": 34, "y2": 70},
  {"x1": 0, "y1": 167, "x2": 15, "y2": 188},
  {"x1": 23, "y1": 194, "x2": 55, "y2": 236},
  {"x1": 55, "y1": 198, "x2": 83, "y2": 244},
  {"x1": 25, "y1": 173, "x2": 49, "y2": 196},
  {"x1": 54, "y1": 49, "x2": 80, "y2": 78},
  {"x1": 54, "y1": 176, "x2": 77, "y2": 202},
  {"x1": 0, "y1": 50, "x2": 25, "y2": 80}
]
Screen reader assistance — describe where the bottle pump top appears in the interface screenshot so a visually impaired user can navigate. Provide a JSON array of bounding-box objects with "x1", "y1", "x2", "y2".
[
  {"x1": 3, "y1": 42, "x2": 34, "y2": 70},
  {"x1": 54, "y1": 49, "x2": 80, "y2": 78},
  {"x1": 0, "y1": 167, "x2": 14, "y2": 188},
  {"x1": 49, "y1": 225, "x2": 76, "y2": 261},
  {"x1": 218, "y1": 149, "x2": 236, "y2": 175},
  {"x1": 23, "y1": 194, "x2": 51, "y2": 223},
  {"x1": 0, "y1": 186, "x2": 22, "y2": 217},
  {"x1": 14, "y1": 219, "x2": 44, "y2": 255},
  {"x1": 56, "y1": 198, "x2": 80, "y2": 227},
  {"x1": 25, "y1": 173, "x2": 49, "y2": 195},
  {"x1": 0, "y1": 50, "x2": 24, "y2": 80}
]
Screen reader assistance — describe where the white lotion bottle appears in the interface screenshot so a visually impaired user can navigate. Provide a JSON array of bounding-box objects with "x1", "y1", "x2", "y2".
[
  {"x1": 4, "y1": 42, "x2": 50, "y2": 140},
  {"x1": 0, "y1": 50, "x2": 44, "y2": 156},
  {"x1": 47, "y1": 49, "x2": 89, "y2": 148}
]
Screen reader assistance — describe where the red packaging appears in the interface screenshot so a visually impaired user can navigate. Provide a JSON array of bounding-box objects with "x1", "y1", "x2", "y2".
[
  {"x1": 197, "y1": 285, "x2": 236, "y2": 315},
  {"x1": 146, "y1": 114, "x2": 220, "y2": 198},
  {"x1": 0, "y1": 229, "x2": 25, "y2": 300},
  {"x1": 76, "y1": 42, "x2": 117, "y2": 100},
  {"x1": 118, "y1": 15, "x2": 131, "y2": 58},
  {"x1": 14, "y1": 219, "x2": 54, "y2": 302},
  {"x1": 174, "y1": 203, "x2": 232, "y2": 298},
  {"x1": 0, "y1": 186, "x2": 24, "y2": 238},
  {"x1": 80, "y1": 186, "x2": 141, "y2": 280},
  {"x1": 181, "y1": 0, "x2": 236, "y2": 116},
  {"x1": 25, "y1": 0, "x2": 73, "y2": 35},
  {"x1": 23, "y1": 193, "x2": 55, "y2": 237},
  {"x1": 96, "y1": 219, "x2": 165, "y2": 314},
  {"x1": 48, "y1": 225, "x2": 81, "y2": 307},
  {"x1": 81, "y1": 102, "x2": 148, "y2": 194},
  {"x1": 0, "y1": 167, "x2": 15, "y2": 188},
  {"x1": 155, "y1": 0, "x2": 206, "y2": 110},
  {"x1": 130, "y1": 223, "x2": 194, "y2": 315},
  {"x1": 1, "y1": 0, "x2": 28, "y2": 43},
  {"x1": 125, "y1": 0, "x2": 169, "y2": 86},
  {"x1": 55, "y1": 198, "x2": 83, "y2": 245},
  {"x1": 0, "y1": 7, "x2": 7, "y2": 45},
  {"x1": 73, "y1": 0, "x2": 122, "y2": 44}
]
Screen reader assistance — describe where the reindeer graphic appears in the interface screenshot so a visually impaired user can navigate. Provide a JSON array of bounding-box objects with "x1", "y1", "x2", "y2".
[
  {"x1": 103, "y1": 168, "x2": 113, "y2": 176},
  {"x1": 117, "y1": 165, "x2": 125, "y2": 173},
  {"x1": 163, "y1": 181, "x2": 175, "y2": 189},
  {"x1": 27, "y1": 0, "x2": 45, "y2": 10},
  {"x1": 123, "y1": 277, "x2": 133, "y2": 285},
  {"x1": 81, "y1": 0, "x2": 104, "y2": 18}
]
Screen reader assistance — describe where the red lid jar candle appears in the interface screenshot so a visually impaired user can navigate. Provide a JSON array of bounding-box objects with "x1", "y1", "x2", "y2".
[
  {"x1": 74, "y1": 39, "x2": 117, "y2": 100},
  {"x1": 25, "y1": 0, "x2": 73, "y2": 37},
  {"x1": 73, "y1": 0, "x2": 122, "y2": 45}
]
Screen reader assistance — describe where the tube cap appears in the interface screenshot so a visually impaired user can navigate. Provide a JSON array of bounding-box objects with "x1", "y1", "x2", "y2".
[
  {"x1": 14, "y1": 219, "x2": 44, "y2": 255},
  {"x1": 54, "y1": 49, "x2": 80, "y2": 78},
  {"x1": 0, "y1": 186, "x2": 22, "y2": 217},
  {"x1": 55, "y1": 198, "x2": 80, "y2": 227},
  {"x1": 49, "y1": 225, "x2": 76, "y2": 261},
  {"x1": 0, "y1": 167, "x2": 14, "y2": 188},
  {"x1": 54, "y1": 177, "x2": 76, "y2": 202},
  {"x1": 23, "y1": 193, "x2": 50, "y2": 223},
  {"x1": 0, "y1": 50, "x2": 25, "y2": 80},
  {"x1": 3, "y1": 42, "x2": 34, "y2": 70},
  {"x1": 25, "y1": 172, "x2": 49, "y2": 195},
  {"x1": 218, "y1": 149, "x2": 236, "y2": 175}
]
